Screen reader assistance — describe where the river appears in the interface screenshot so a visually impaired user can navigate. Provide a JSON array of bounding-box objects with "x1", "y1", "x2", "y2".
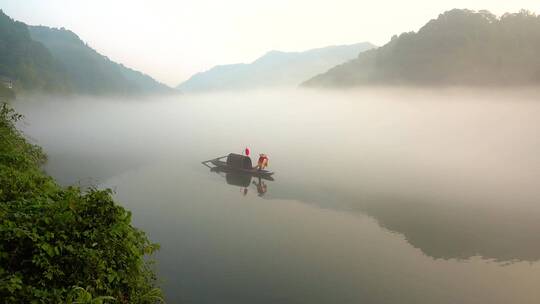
[{"x1": 14, "y1": 88, "x2": 540, "y2": 303}]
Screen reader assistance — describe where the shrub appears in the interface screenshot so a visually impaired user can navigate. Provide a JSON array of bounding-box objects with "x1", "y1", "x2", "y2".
[{"x1": 0, "y1": 103, "x2": 163, "y2": 303}]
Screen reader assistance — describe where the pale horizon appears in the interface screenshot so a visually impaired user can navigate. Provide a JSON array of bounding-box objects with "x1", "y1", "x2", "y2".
[{"x1": 2, "y1": 0, "x2": 540, "y2": 86}]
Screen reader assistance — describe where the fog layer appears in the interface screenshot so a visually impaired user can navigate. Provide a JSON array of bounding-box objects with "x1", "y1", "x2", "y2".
[{"x1": 13, "y1": 88, "x2": 540, "y2": 303}]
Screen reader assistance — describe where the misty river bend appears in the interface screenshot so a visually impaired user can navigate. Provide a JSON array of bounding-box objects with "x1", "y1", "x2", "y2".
[{"x1": 15, "y1": 88, "x2": 540, "y2": 304}]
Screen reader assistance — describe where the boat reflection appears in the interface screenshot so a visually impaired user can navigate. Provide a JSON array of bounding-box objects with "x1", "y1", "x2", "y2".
[
  {"x1": 252, "y1": 177, "x2": 268, "y2": 196},
  {"x1": 210, "y1": 167, "x2": 273, "y2": 197}
]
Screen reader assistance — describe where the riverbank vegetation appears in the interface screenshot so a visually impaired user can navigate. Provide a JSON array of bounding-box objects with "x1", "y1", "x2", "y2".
[{"x1": 0, "y1": 103, "x2": 162, "y2": 303}]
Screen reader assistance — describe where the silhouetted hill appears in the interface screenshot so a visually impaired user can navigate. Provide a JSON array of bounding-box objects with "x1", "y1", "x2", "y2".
[
  {"x1": 177, "y1": 42, "x2": 375, "y2": 92},
  {"x1": 303, "y1": 9, "x2": 540, "y2": 87},
  {"x1": 0, "y1": 10, "x2": 70, "y2": 93},
  {"x1": 0, "y1": 10, "x2": 171, "y2": 96},
  {"x1": 28, "y1": 26, "x2": 171, "y2": 95}
]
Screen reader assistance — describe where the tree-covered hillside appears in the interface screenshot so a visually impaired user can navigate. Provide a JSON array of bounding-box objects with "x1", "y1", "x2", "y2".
[
  {"x1": 0, "y1": 10, "x2": 171, "y2": 96},
  {"x1": 303, "y1": 9, "x2": 540, "y2": 87},
  {"x1": 29, "y1": 26, "x2": 171, "y2": 95},
  {"x1": 0, "y1": 10, "x2": 70, "y2": 93}
]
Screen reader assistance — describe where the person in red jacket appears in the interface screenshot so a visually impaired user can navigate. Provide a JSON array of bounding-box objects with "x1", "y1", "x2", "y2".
[{"x1": 256, "y1": 154, "x2": 269, "y2": 170}]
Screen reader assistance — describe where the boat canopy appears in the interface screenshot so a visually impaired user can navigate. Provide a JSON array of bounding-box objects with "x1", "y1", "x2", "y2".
[{"x1": 227, "y1": 153, "x2": 253, "y2": 170}]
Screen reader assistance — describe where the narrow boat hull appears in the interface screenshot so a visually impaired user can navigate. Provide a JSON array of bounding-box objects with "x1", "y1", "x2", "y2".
[{"x1": 210, "y1": 159, "x2": 274, "y2": 180}]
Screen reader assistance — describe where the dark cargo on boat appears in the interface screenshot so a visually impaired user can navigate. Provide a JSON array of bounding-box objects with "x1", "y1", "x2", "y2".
[{"x1": 226, "y1": 153, "x2": 253, "y2": 170}]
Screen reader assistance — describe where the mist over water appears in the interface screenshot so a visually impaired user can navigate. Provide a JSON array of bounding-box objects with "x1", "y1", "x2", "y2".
[{"x1": 14, "y1": 88, "x2": 540, "y2": 303}]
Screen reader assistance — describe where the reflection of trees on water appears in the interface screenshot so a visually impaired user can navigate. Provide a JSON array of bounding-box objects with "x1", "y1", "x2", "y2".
[
  {"x1": 355, "y1": 195, "x2": 540, "y2": 262},
  {"x1": 206, "y1": 167, "x2": 540, "y2": 262},
  {"x1": 268, "y1": 182, "x2": 540, "y2": 263},
  {"x1": 44, "y1": 152, "x2": 146, "y2": 188}
]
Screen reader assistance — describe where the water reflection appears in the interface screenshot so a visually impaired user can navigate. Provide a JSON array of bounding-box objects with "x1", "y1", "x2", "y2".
[
  {"x1": 43, "y1": 152, "x2": 146, "y2": 187},
  {"x1": 14, "y1": 90, "x2": 540, "y2": 303},
  {"x1": 204, "y1": 156, "x2": 540, "y2": 262},
  {"x1": 208, "y1": 167, "x2": 273, "y2": 197},
  {"x1": 252, "y1": 177, "x2": 268, "y2": 196},
  {"x1": 269, "y1": 181, "x2": 540, "y2": 262}
]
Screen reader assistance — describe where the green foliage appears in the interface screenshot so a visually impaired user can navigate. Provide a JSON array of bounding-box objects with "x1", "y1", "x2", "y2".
[
  {"x1": 304, "y1": 9, "x2": 540, "y2": 87},
  {"x1": 67, "y1": 287, "x2": 116, "y2": 304},
  {"x1": 65, "y1": 286, "x2": 163, "y2": 304},
  {"x1": 0, "y1": 103, "x2": 163, "y2": 303}
]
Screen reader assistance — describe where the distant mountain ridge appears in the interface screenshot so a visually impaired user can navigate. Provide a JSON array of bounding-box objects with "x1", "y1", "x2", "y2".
[
  {"x1": 303, "y1": 9, "x2": 540, "y2": 87},
  {"x1": 0, "y1": 10, "x2": 171, "y2": 96},
  {"x1": 177, "y1": 42, "x2": 376, "y2": 92}
]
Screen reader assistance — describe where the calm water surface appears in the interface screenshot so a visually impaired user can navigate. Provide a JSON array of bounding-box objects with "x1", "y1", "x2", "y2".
[{"x1": 15, "y1": 89, "x2": 540, "y2": 303}]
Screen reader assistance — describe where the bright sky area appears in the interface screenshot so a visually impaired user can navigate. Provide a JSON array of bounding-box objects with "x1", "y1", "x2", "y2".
[{"x1": 2, "y1": 0, "x2": 539, "y2": 86}]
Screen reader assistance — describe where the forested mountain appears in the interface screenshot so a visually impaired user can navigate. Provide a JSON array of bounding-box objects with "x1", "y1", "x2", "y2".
[
  {"x1": 29, "y1": 26, "x2": 171, "y2": 95},
  {"x1": 177, "y1": 42, "x2": 375, "y2": 92},
  {"x1": 0, "y1": 10, "x2": 70, "y2": 93},
  {"x1": 303, "y1": 9, "x2": 540, "y2": 87},
  {"x1": 0, "y1": 10, "x2": 171, "y2": 96}
]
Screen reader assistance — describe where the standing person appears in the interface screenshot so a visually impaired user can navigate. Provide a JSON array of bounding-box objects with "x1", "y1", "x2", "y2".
[{"x1": 256, "y1": 154, "x2": 269, "y2": 170}]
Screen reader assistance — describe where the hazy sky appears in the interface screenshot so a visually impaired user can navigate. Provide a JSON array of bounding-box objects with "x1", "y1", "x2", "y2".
[{"x1": 2, "y1": 0, "x2": 539, "y2": 86}]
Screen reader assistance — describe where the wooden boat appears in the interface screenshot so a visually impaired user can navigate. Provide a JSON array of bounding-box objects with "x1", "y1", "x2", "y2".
[{"x1": 202, "y1": 153, "x2": 274, "y2": 180}]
